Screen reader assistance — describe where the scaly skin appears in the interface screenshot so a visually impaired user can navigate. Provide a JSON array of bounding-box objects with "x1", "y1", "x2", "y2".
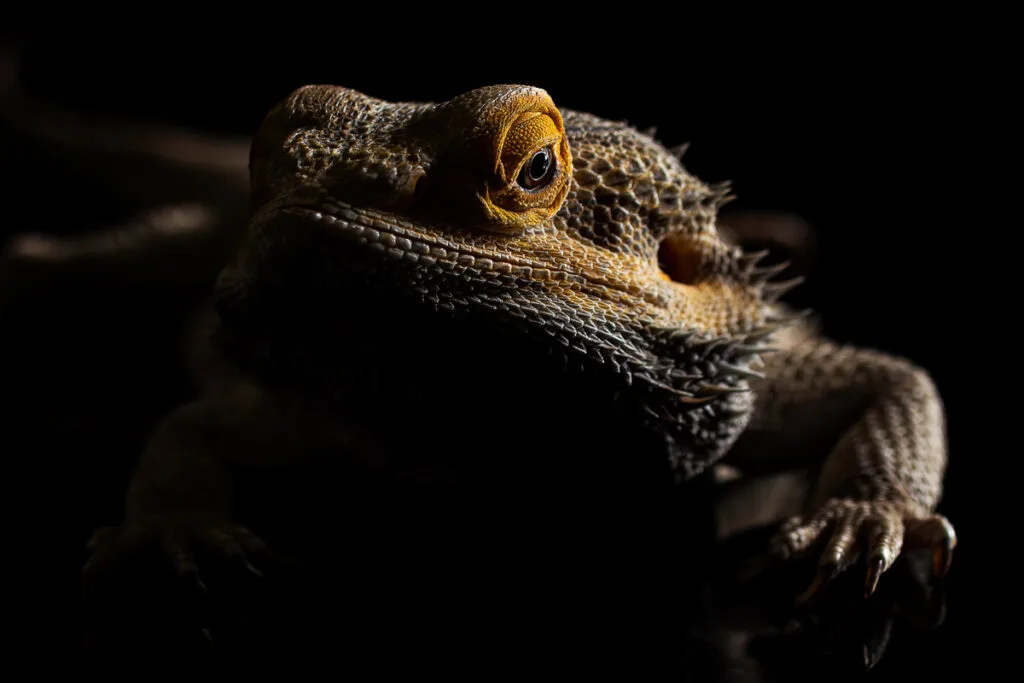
[{"x1": 82, "y1": 84, "x2": 955, "y2": 606}]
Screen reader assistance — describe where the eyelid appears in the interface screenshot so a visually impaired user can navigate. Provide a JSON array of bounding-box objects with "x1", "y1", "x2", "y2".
[
  {"x1": 499, "y1": 113, "x2": 562, "y2": 179},
  {"x1": 504, "y1": 133, "x2": 562, "y2": 183}
]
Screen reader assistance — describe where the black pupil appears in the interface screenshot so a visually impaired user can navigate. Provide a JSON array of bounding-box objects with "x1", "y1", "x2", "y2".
[{"x1": 529, "y1": 149, "x2": 551, "y2": 181}]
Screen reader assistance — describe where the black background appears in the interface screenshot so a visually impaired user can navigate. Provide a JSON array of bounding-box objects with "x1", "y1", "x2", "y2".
[{"x1": 2, "y1": 7, "x2": 1008, "y2": 674}]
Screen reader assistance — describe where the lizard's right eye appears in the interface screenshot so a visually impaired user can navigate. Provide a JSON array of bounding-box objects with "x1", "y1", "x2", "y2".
[
  {"x1": 442, "y1": 85, "x2": 573, "y2": 233},
  {"x1": 479, "y1": 107, "x2": 571, "y2": 233}
]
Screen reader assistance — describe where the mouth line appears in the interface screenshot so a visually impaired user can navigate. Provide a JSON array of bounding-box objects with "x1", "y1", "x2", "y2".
[
  {"x1": 271, "y1": 202, "x2": 703, "y2": 303},
  {"x1": 278, "y1": 203, "x2": 564, "y2": 274}
]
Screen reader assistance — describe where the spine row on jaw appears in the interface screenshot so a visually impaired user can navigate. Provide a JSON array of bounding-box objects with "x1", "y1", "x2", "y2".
[
  {"x1": 626, "y1": 249, "x2": 810, "y2": 414},
  {"x1": 280, "y1": 205, "x2": 806, "y2": 416}
]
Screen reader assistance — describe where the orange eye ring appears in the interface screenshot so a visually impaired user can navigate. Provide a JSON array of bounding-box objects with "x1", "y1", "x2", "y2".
[
  {"x1": 414, "y1": 85, "x2": 574, "y2": 233},
  {"x1": 479, "y1": 102, "x2": 572, "y2": 233}
]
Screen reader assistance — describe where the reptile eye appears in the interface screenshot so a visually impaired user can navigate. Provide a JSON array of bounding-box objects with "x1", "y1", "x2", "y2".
[{"x1": 517, "y1": 147, "x2": 556, "y2": 190}]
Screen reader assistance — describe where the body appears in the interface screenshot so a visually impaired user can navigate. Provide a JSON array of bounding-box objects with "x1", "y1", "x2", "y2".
[{"x1": 16, "y1": 83, "x2": 953, "y2": 657}]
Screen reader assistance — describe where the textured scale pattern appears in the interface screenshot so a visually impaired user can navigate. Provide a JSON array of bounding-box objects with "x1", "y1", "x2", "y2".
[
  {"x1": 222, "y1": 84, "x2": 776, "y2": 480},
  {"x1": 82, "y1": 83, "x2": 956, "y2": 608},
  {"x1": 751, "y1": 328, "x2": 946, "y2": 512}
]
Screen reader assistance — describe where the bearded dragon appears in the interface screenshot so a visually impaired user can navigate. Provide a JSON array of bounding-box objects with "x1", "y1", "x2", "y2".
[{"x1": 69, "y1": 84, "x2": 954, "y2": 620}]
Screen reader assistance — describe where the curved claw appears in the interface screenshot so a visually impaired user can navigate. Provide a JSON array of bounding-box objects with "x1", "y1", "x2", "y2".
[
  {"x1": 933, "y1": 542, "x2": 953, "y2": 578},
  {"x1": 862, "y1": 618, "x2": 893, "y2": 671},
  {"x1": 864, "y1": 556, "x2": 885, "y2": 598},
  {"x1": 160, "y1": 528, "x2": 206, "y2": 588},
  {"x1": 196, "y1": 525, "x2": 270, "y2": 580},
  {"x1": 189, "y1": 570, "x2": 210, "y2": 595},
  {"x1": 796, "y1": 562, "x2": 837, "y2": 607},
  {"x1": 241, "y1": 557, "x2": 265, "y2": 579},
  {"x1": 200, "y1": 628, "x2": 216, "y2": 649}
]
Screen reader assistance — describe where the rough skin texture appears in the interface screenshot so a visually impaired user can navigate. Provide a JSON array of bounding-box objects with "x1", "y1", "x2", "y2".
[{"x1": 82, "y1": 84, "x2": 955, "y2": 606}]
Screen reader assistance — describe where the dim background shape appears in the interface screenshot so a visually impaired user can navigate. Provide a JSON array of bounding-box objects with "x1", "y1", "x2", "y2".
[{"x1": 0, "y1": 8, "x2": 1009, "y2": 674}]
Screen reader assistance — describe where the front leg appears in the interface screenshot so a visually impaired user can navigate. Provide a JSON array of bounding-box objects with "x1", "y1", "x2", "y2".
[
  {"x1": 725, "y1": 322, "x2": 956, "y2": 600},
  {"x1": 82, "y1": 382, "x2": 327, "y2": 592},
  {"x1": 84, "y1": 391, "x2": 263, "y2": 590}
]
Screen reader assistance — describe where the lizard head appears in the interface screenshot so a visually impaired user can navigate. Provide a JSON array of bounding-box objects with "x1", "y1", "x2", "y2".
[{"x1": 222, "y1": 84, "x2": 796, "y2": 479}]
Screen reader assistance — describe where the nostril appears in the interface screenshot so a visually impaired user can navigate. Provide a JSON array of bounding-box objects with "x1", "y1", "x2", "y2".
[{"x1": 657, "y1": 235, "x2": 701, "y2": 285}]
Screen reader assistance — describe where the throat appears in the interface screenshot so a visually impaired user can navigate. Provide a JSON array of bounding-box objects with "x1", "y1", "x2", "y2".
[
  {"x1": 348, "y1": 306, "x2": 671, "y2": 487},
  {"x1": 218, "y1": 285, "x2": 675, "y2": 490}
]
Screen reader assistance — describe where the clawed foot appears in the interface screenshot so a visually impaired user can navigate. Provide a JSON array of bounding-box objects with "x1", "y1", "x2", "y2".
[
  {"x1": 81, "y1": 513, "x2": 275, "y2": 654},
  {"x1": 84, "y1": 514, "x2": 268, "y2": 588},
  {"x1": 770, "y1": 498, "x2": 956, "y2": 605},
  {"x1": 721, "y1": 500, "x2": 955, "y2": 673}
]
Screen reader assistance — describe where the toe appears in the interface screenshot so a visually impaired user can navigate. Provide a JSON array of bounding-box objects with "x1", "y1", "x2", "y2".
[
  {"x1": 230, "y1": 525, "x2": 269, "y2": 558},
  {"x1": 197, "y1": 526, "x2": 246, "y2": 559},
  {"x1": 85, "y1": 526, "x2": 120, "y2": 553},
  {"x1": 905, "y1": 514, "x2": 956, "y2": 578},
  {"x1": 795, "y1": 504, "x2": 865, "y2": 606},
  {"x1": 158, "y1": 527, "x2": 205, "y2": 592},
  {"x1": 772, "y1": 514, "x2": 829, "y2": 560},
  {"x1": 819, "y1": 510, "x2": 863, "y2": 572},
  {"x1": 196, "y1": 526, "x2": 265, "y2": 578},
  {"x1": 82, "y1": 528, "x2": 143, "y2": 582},
  {"x1": 863, "y1": 513, "x2": 904, "y2": 597}
]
